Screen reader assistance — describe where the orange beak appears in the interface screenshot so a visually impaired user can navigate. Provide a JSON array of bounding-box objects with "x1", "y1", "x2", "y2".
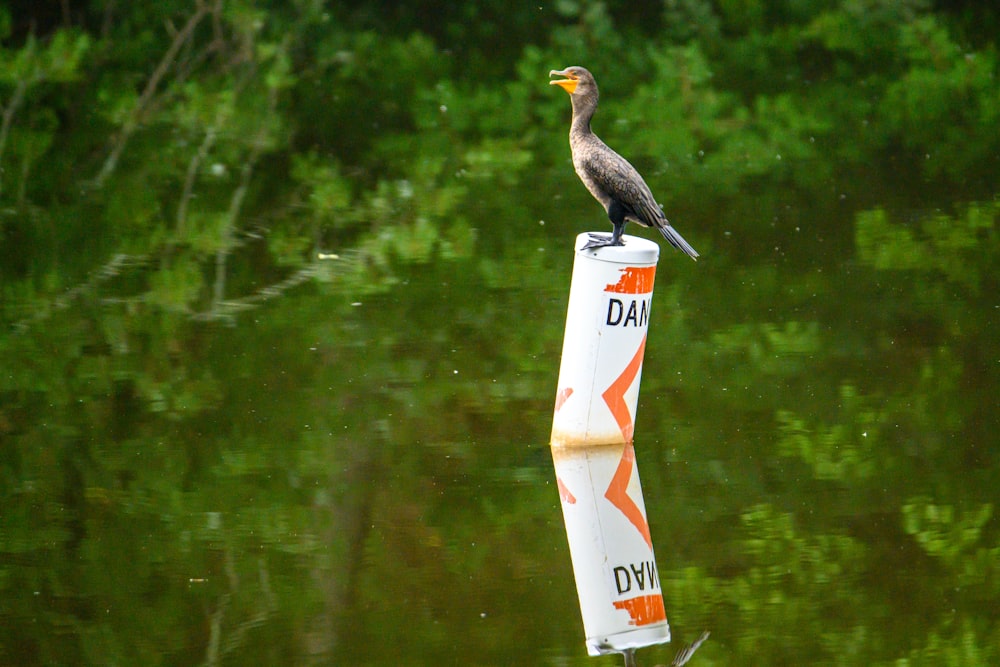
[{"x1": 549, "y1": 69, "x2": 578, "y2": 94}]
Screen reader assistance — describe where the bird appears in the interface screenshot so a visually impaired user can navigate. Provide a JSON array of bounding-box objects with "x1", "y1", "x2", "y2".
[{"x1": 549, "y1": 66, "x2": 699, "y2": 259}]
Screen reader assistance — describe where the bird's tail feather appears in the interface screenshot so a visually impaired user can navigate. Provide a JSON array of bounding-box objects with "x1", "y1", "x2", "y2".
[{"x1": 659, "y1": 225, "x2": 699, "y2": 260}]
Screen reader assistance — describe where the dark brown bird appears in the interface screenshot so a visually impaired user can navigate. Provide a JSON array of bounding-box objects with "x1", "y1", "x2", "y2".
[{"x1": 549, "y1": 66, "x2": 699, "y2": 259}]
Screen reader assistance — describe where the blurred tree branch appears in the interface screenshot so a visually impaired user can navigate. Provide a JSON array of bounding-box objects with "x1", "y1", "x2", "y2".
[{"x1": 94, "y1": 0, "x2": 221, "y2": 187}]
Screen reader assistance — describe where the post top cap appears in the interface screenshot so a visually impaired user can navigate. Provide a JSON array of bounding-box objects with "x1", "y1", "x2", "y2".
[{"x1": 575, "y1": 233, "x2": 660, "y2": 264}]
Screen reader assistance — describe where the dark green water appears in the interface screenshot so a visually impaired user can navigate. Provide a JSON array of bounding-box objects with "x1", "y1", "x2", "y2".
[{"x1": 4, "y1": 172, "x2": 998, "y2": 665}]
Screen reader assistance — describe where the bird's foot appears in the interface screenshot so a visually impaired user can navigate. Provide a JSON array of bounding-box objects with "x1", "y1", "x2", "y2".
[{"x1": 581, "y1": 233, "x2": 624, "y2": 250}]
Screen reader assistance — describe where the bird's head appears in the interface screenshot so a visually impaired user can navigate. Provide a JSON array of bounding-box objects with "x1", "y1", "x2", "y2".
[{"x1": 549, "y1": 66, "x2": 597, "y2": 99}]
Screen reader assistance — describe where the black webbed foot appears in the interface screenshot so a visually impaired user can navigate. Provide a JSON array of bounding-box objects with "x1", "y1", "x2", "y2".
[{"x1": 581, "y1": 233, "x2": 625, "y2": 250}]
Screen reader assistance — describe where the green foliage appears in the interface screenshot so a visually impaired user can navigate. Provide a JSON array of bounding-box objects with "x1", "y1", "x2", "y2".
[
  {"x1": 880, "y1": 17, "x2": 1000, "y2": 179},
  {"x1": 902, "y1": 497, "x2": 993, "y2": 564},
  {"x1": 0, "y1": 27, "x2": 90, "y2": 204},
  {"x1": 856, "y1": 202, "x2": 997, "y2": 293},
  {"x1": 776, "y1": 384, "x2": 882, "y2": 482},
  {"x1": 894, "y1": 621, "x2": 1000, "y2": 666}
]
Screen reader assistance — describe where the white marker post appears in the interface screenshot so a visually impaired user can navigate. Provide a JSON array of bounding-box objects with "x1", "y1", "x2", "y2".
[{"x1": 550, "y1": 233, "x2": 670, "y2": 657}]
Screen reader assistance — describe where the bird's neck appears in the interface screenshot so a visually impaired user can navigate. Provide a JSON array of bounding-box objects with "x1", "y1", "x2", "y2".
[{"x1": 570, "y1": 96, "x2": 597, "y2": 137}]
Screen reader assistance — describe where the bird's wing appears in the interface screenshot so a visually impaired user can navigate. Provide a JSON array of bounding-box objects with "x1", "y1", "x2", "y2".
[
  {"x1": 580, "y1": 145, "x2": 666, "y2": 228},
  {"x1": 581, "y1": 143, "x2": 699, "y2": 258}
]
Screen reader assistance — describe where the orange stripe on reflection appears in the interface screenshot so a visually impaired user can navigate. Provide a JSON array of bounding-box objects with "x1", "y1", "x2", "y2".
[
  {"x1": 604, "y1": 441, "x2": 652, "y2": 548},
  {"x1": 613, "y1": 594, "x2": 666, "y2": 626}
]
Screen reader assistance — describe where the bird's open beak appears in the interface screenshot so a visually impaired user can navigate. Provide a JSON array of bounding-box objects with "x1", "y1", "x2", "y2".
[{"x1": 549, "y1": 69, "x2": 578, "y2": 94}]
